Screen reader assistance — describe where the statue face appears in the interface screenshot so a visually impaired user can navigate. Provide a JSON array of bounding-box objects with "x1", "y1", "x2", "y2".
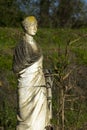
[{"x1": 27, "y1": 23, "x2": 37, "y2": 36}]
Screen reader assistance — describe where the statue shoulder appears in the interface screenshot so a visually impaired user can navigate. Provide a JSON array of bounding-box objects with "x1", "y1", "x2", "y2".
[{"x1": 14, "y1": 39, "x2": 28, "y2": 54}]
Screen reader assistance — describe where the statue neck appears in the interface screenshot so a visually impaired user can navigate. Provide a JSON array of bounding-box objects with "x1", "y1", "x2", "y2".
[
  {"x1": 24, "y1": 33, "x2": 38, "y2": 51},
  {"x1": 24, "y1": 33, "x2": 34, "y2": 42}
]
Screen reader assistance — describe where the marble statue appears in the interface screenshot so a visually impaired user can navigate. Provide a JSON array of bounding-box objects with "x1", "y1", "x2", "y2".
[{"x1": 13, "y1": 16, "x2": 52, "y2": 130}]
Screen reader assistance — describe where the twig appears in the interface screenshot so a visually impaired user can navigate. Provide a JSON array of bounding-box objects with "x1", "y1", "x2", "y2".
[{"x1": 69, "y1": 34, "x2": 87, "y2": 45}]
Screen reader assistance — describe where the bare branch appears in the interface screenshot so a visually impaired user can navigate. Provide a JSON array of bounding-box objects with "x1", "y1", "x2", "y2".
[{"x1": 69, "y1": 34, "x2": 87, "y2": 45}]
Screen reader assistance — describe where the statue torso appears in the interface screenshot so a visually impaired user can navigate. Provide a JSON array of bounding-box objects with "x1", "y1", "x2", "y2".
[{"x1": 13, "y1": 35, "x2": 42, "y2": 74}]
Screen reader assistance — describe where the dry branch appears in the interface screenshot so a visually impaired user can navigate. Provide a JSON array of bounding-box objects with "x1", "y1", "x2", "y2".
[{"x1": 69, "y1": 33, "x2": 87, "y2": 45}]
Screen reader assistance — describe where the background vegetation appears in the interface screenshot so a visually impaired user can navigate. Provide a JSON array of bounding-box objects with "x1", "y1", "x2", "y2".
[
  {"x1": 0, "y1": 0, "x2": 87, "y2": 28},
  {"x1": 0, "y1": 27, "x2": 87, "y2": 130},
  {"x1": 0, "y1": 0, "x2": 87, "y2": 130}
]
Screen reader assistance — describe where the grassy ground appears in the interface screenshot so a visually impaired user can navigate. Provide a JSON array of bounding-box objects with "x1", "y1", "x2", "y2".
[{"x1": 0, "y1": 27, "x2": 87, "y2": 129}]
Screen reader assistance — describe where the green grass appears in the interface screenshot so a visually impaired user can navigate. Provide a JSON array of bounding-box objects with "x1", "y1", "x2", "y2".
[{"x1": 36, "y1": 28, "x2": 87, "y2": 68}]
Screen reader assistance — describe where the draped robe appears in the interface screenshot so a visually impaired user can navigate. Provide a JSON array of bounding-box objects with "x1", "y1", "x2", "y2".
[{"x1": 13, "y1": 38, "x2": 50, "y2": 130}]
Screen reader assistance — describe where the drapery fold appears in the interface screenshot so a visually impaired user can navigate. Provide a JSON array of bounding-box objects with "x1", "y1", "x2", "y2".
[
  {"x1": 16, "y1": 56, "x2": 50, "y2": 130},
  {"x1": 13, "y1": 38, "x2": 50, "y2": 130}
]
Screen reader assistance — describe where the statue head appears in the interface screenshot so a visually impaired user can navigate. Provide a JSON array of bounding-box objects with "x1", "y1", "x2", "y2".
[{"x1": 22, "y1": 16, "x2": 37, "y2": 36}]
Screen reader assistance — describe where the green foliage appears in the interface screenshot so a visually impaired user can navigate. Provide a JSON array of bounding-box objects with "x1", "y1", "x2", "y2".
[
  {"x1": 65, "y1": 102, "x2": 87, "y2": 128},
  {"x1": 36, "y1": 28, "x2": 87, "y2": 69},
  {"x1": 0, "y1": 0, "x2": 87, "y2": 27},
  {"x1": 0, "y1": 0, "x2": 24, "y2": 27},
  {"x1": 0, "y1": 55, "x2": 12, "y2": 70},
  {"x1": 39, "y1": 0, "x2": 50, "y2": 27},
  {"x1": 73, "y1": 48, "x2": 87, "y2": 64},
  {"x1": 0, "y1": 27, "x2": 22, "y2": 70},
  {"x1": 57, "y1": 0, "x2": 87, "y2": 28},
  {"x1": 0, "y1": 100, "x2": 16, "y2": 130}
]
